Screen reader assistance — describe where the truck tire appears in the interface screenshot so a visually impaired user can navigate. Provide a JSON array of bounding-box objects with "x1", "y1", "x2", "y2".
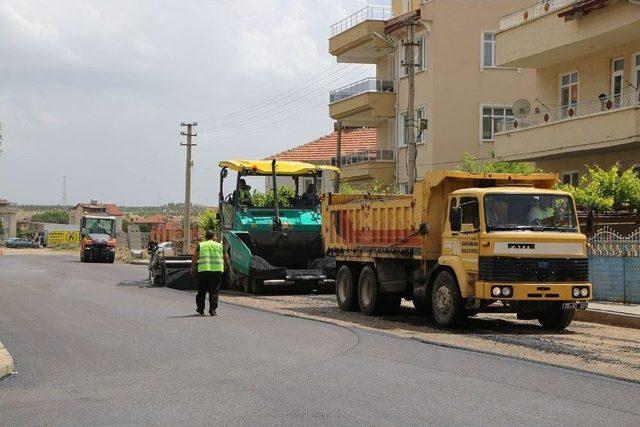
[
  {"x1": 538, "y1": 303, "x2": 574, "y2": 330},
  {"x1": 358, "y1": 265, "x2": 385, "y2": 316},
  {"x1": 336, "y1": 265, "x2": 358, "y2": 311},
  {"x1": 431, "y1": 270, "x2": 464, "y2": 327}
]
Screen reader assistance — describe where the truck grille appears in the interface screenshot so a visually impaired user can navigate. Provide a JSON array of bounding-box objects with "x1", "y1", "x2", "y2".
[{"x1": 479, "y1": 257, "x2": 589, "y2": 283}]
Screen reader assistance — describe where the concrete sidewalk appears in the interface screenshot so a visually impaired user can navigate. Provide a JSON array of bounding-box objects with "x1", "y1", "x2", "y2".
[
  {"x1": 576, "y1": 302, "x2": 640, "y2": 329},
  {"x1": 0, "y1": 339, "x2": 14, "y2": 379}
]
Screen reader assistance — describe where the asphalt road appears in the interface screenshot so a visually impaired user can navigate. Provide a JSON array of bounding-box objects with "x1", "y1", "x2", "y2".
[{"x1": 1, "y1": 255, "x2": 639, "y2": 426}]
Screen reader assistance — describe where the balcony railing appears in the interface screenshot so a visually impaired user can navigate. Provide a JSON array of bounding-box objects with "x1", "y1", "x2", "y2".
[
  {"x1": 330, "y1": 5, "x2": 393, "y2": 37},
  {"x1": 329, "y1": 78, "x2": 395, "y2": 104},
  {"x1": 496, "y1": 88, "x2": 640, "y2": 133},
  {"x1": 332, "y1": 149, "x2": 396, "y2": 167},
  {"x1": 499, "y1": 0, "x2": 576, "y2": 30}
]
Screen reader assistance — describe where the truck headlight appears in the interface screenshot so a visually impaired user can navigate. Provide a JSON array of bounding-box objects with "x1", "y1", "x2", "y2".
[
  {"x1": 501, "y1": 286, "x2": 512, "y2": 297},
  {"x1": 572, "y1": 287, "x2": 581, "y2": 298},
  {"x1": 492, "y1": 286, "x2": 501, "y2": 297},
  {"x1": 580, "y1": 287, "x2": 589, "y2": 298}
]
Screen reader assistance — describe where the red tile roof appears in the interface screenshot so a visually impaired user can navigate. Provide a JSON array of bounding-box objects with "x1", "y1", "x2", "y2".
[
  {"x1": 106, "y1": 203, "x2": 123, "y2": 216},
  {"x1": 266, "y1": 128, "x2": 377, "y2": 163}
]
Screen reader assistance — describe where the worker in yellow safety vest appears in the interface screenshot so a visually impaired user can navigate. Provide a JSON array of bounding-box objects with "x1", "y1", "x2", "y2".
[{"x1": 191, "y1": 229, "x2": 225, "y2": 316}]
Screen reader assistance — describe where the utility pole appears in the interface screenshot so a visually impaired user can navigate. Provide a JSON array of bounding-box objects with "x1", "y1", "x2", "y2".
[
  {"x1": 403, "y1": 20, "x2": 418, "y2": 191},
  {"x1": 334, "y1": 121, "x2": 343, "y2": 193},
  {"x1": 180, "y1": 122, "x2": 197, "y2": 255}
]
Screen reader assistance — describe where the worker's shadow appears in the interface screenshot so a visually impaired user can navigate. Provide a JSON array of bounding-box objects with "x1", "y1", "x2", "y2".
[{"x1": 166, "y1": 314, "x2": 206, "y2": 319}]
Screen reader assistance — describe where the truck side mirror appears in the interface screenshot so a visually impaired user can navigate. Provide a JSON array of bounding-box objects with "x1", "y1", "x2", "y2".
[
  {"x1": 585, "y1": 210, "x2": 595, "y2": 235},
  {"x1": 450, "y1": 207, "x2": 462, "y2": 232}
]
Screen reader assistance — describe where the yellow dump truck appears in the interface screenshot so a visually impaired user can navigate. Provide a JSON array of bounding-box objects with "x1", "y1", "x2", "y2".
[{"x1": 322, "y1": 171, "x2": 591, "y2": 330}]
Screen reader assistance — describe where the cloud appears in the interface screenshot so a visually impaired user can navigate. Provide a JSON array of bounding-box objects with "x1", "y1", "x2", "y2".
[{"x1": 0, "y1": 0, "x2": 371, "y2": 205}]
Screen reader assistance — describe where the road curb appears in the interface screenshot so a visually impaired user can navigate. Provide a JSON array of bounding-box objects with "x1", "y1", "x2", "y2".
[
  {"x1": 0, "y1": 340, "x2": 14, "y2": 380},
  {"x1": 575, "y1": 309, "x2": 640, "y2": 330}
]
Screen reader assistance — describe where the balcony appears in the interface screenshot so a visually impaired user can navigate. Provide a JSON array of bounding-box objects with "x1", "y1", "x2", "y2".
[
  {"x1": 329, "y1": 78, "x2": 396, "y2": 127},
  {"x1": 333, "y1": 149, "x2": 396, "y2": 185},
  {"x1": 495, "y1": 88, "x2": 640, "y2": 161},
  {"x1": 329, "y1": 5, "x2": 394, "y2": 64},
  {"x1": 496, "y1": 0, "x2": 640, "y2": 68}
]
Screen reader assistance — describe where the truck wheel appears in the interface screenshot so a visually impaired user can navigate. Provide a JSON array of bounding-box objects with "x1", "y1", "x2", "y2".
[
  {"x1": 431, "y1": 270, "x2": 464, "y2": 327},
  {"x1": 336, "y1": 265, "x2": 358, "y2": 311},
  {"x1": 358, "y1": 265, "x2": 385, "y2": 316},
  {"x1": 538, "y1": 303, "x2": 574, "y2": 330}
]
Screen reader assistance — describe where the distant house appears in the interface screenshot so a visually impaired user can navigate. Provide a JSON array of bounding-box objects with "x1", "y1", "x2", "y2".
[
  {"x1": 69, "y1": 200, "x2": 124, "y2": 233},
  {"x1": 265, "y1": 128, "x2": 378, "y2": 192},
  {"x1": 133, "y1": 214, "x2": 198, "y2": 243},
  {"x1": 0, "y1": 198, "x2": 18, "y2": 238}
]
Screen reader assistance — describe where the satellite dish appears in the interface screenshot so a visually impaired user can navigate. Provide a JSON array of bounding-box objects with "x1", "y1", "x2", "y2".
[{"x1": 513, "y1": 99, "x2": 531, "y2": 118}]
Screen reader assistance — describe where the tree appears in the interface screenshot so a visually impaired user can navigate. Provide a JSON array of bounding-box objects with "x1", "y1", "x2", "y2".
[
  {"x1": 199, "y1": 209, "x2": 219, "y2": 233},
  {"x1": 560, "y1": 164, "x2": 640, "y2": 212},
  {"x1": 31, "y1": 210, "x2": 70, "y2": 224},
  {"x1": 251, "y1": 186, "x2": 296, "y2": 208},
  {"x1": 460, "y1": 153, "x2": 537, "y2": 174},
  {"x1": 339, "y1": 180, "x2": 398, "y2": 194}
]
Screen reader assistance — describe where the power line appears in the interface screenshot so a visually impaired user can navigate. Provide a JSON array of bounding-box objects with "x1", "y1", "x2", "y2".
[
  {"x1": 198, "y1": 65, "x2": 370, "y2": 133},
  {"x1": 197, "y1": 63, "x2": 346, "y2": 123}
]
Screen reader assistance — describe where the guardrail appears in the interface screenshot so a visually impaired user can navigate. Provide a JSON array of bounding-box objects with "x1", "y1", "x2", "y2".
[
  {"x1": 333, "y1": 149, "x2": 395, "y2": 167},
  {"x1": 499, "y1": 0, "x2": 576, "y2": 30},
  {"x1": 329, "y1": 78, "x2": 396, "y2": 104},
  {"x1": 330, "y1": 5, "x2": 393, "y2": 37},
  {"x1": 496, "y1": 88, "x2": 640, "y2": 133}
]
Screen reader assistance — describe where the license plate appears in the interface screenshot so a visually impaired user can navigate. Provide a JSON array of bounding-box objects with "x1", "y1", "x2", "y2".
[{"x1": 562, "y1": 302, "x2": 588, "y2": 311}]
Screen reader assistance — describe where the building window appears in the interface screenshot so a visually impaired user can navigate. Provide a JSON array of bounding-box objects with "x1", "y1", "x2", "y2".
[
  {"x1": 400, "y1": 35, "x2": 426, "y2": 77},
  {"x1": 562, "y1": 171, "x2": 579, "y2": 186},
  {"x1": 398, "y1": 112, "x2": 408, "y2": 147},
  {"x1": 398, "y1": 182, "x2": 409, "y2": 195},
  {"x1": 481, "y1": 106, "x2": 514, "y2": 141},
  {"x1": 399, "y1": 107, "x2": 426, "y2": 147},
  {"x1": 560, "y1": 72, "x2": 579, "y2": 118},
  {"x1": 611, "y1": 58, "x2": 625, "y2": 107},
  {"x1": 481, "y1": 32, "x2": 496, "y2": 68}
]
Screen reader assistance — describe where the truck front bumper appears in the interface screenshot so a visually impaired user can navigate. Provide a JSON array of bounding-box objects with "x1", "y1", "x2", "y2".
[{"x1": 476, "y1": 281, "x2": 592, "y2": 302}]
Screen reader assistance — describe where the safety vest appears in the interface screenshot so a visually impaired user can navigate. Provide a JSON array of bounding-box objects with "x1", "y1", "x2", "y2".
[{"x1": 198, "y1": 240, "x2": 224, "y2": 273}]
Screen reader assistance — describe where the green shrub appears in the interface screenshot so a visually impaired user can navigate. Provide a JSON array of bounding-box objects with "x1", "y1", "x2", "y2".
[
  {"x1": 460, "y1": 153, "x2": 537, "y2": 174},
  {"x1": 560, "y1": 164, "x2": 640, "y2": 212}
]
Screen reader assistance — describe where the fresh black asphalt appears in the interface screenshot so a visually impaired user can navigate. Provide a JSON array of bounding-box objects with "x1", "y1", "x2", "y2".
[{"x1": 1, "y1": 255, "x2": 639, "y2": 425}]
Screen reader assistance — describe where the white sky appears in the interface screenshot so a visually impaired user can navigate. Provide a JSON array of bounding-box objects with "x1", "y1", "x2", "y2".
[{"x1": 0, "y1": 0, "x2": 387, "y2": 206}]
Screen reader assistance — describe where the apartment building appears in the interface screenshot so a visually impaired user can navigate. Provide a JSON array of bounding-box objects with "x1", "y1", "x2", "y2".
[
  {"x1": 328, "y1": 0, "x2": 536, "y2": 192},
  {"x1": 495, "y1": 0, "x2": 640, "y2": 184}
]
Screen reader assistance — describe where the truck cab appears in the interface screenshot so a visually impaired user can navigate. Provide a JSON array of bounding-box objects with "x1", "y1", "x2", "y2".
[{"x1": 439, "y1": 187, "x2": 590, "y2": 328}]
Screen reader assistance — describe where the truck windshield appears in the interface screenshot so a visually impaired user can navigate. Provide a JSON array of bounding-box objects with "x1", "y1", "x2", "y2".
[
  {"x1": 484, "y1": 194, "x2": 577, "y2": 232},
  {"x1": 85, "y1": 218, "x2": 115, "y2": 236}
]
